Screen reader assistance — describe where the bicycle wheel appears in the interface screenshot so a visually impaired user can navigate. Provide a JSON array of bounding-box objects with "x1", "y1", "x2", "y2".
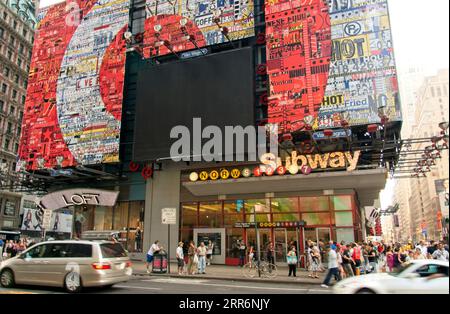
[
  {"x1": 242, "y1": 263, "x2": 257, "y2": 278},
  {"x1": 261, "y1": 263, "x2": 278, "y2": 279}
]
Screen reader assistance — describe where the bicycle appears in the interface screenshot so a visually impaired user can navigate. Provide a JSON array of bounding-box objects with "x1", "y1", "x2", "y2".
[{"x1": 242, "y1": 260, "x2": 278, "y2": 279}]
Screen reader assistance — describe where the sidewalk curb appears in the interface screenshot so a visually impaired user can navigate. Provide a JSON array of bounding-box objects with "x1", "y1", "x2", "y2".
[{"x1": 132, "y1": 272, "x2": 322, "y2": 285}]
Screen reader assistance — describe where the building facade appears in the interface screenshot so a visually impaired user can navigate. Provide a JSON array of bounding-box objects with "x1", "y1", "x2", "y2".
[
  {"x1": 17, "y1": 0, "x2": 402, "y2": 264},
  {"x1": 0, "y1": 0, "x2": 36, "y2": 231},
  {"x1": 408, "y1": 69, "x2": 449, "y2": 242}
]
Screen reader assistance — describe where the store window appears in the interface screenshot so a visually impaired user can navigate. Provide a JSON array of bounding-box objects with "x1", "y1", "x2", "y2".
[
  {"x1": 334, "y1": 212, "x2": 353, "y2": 227},
  {"x1": 301, "y1": 212, "x2": 331, "y2": 226},
  {"x1": 199, "y1": 202, "x2": 222, "y2": 228},
  {"x1": 226, "y1": 229, "x2": 243, "y2": 259},
  {"x1": 245, "y1": 199, "x2": 270, "y2": 213},
  {"x1": 273, "y1": 213, "x2": 300, "y2": 222},
  {"x1": 335, "y1": 228, "x2": 355, "y2": 243},
  {"x1": 271, "y1": 198, "x2": 299, "y2": 212},
  {"x1": 301, "y1": 196, "x2": 329, "y2": 212},
  {"x1": 245, "y1": 213, "x2": 271, "y2": 223},
  {"x1": 332, "y1": 195, "x2": 353, "y2": 211}
]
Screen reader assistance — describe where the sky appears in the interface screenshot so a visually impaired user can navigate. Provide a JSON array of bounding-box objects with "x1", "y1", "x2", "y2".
[{"x1": 39, "y1": 0, "x2": 450, "y2": 73}]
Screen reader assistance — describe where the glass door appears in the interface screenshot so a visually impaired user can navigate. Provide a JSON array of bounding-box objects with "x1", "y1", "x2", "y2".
[
  {"x1": 274, "y1": 228, "x2": 287, "y2": 264},
  {"x1": 246, "y1": 228, "x2": 272, "y2": 261},
  {"x1": 317, "y1": 228, "x2": 331, "y2": 265}
]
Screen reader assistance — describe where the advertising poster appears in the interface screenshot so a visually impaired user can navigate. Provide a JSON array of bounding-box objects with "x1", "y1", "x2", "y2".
[
  {"x1": 143, "y1": 0, "x2": 255, "y2": 57},
  {"x1": 18, "y1": 0, "x2": 130, "y2": 171},
  {"x1": 265, "y1": 0, "x2": 401, "y2": 133}
]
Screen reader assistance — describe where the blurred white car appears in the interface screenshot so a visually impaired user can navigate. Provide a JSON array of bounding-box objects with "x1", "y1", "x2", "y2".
[{"x1": 333, "y1": 260, "x2": 449, "y2": 294}]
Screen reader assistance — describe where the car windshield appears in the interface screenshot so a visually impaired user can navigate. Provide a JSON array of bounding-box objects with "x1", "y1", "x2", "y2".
[{"x1": 100, "y1": 243, "x2": 127, "y2": 258}]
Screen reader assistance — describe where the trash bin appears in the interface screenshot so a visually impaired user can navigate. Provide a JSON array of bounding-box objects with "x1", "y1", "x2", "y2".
[{"x1": 152, "y1": 250, "x2": 168, "y2": 273}]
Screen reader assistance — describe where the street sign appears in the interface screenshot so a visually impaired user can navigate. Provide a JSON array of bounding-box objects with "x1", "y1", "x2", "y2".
[
  {"x1": 42, "y1": 209, "x2": 53, "y2": 229},
  {"x1": 161, "y1": 208, "x2": 177, "y2": 225}
]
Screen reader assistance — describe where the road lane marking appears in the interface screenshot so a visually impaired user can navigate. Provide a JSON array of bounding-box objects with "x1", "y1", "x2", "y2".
[
  {"x1": 114, "y1": 285, "x2": 161, "y2": 291},
  {"x1": 141, "y1": 279, "x2": 327, "y2": 292}
]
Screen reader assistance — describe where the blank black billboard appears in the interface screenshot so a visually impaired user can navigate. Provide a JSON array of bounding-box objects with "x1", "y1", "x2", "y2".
[{"x1": 133, "y1": 47, "x2": 254, "y2": 161}]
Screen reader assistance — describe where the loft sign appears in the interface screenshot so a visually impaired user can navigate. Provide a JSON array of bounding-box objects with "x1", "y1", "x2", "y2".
[
  {"x1": 62, "y1": 193, "x2": 101, "y2": 206},
  {"x1": 38, "y1": 189, "x2": 120, "y2": 211}
]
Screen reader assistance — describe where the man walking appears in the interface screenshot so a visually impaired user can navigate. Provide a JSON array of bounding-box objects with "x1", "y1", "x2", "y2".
[
  {"x1": 321, "y1": 246, "x2": 342, "y2": 288},
  {"x1": 432, "y1": 243, "x2": 449, "y2": 261},
  {"x1": 238, "y1": 240, "x2": 247, "y2": 267},
  {"x1": 197, "y1": 242, "x2": 207, "y2": 274},
  {"x1": 342, "y1": 244, "x2": 354, "y2": 277},
  {"x1": 176, "y1": 242, "x2": 185, "y2": 275}
]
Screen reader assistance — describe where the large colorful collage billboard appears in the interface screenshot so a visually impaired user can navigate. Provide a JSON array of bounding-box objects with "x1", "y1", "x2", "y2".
[
  {"x1": 143, "y1": 0, "x2": 255, "y2": 57},
  {"x1": 18, "y1": 0, "x2": 130, "y2": 171},
  {"x1": 265, "y1": 0, "x2": 401, "y2": 134}
]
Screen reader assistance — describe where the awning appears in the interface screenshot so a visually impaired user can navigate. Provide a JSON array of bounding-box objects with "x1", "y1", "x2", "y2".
[{"x1": 183, "y1": 168, "x2": 387, "y2": 207}]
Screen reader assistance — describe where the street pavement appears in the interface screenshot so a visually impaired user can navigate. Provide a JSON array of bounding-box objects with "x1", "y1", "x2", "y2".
[{"x1": 0, "y1": 276, "x2": 331, "y2": 294}]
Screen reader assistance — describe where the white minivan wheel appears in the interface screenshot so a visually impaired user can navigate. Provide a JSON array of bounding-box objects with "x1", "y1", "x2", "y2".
[
  {"x1": 64, "y1": 272, "x2": 82, "y2": 293},
  {"x1": 0, "y1": 269, "x2": 15, "y2": 288}
]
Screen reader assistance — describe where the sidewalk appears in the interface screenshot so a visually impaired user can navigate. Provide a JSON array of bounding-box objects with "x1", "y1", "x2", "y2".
[{"x1": 131, "y1": 261, "x2": 326, "y2": 285}]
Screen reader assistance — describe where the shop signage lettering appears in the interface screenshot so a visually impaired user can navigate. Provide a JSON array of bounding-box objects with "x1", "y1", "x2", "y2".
[
  {"x1": 38, "y1": 189, "x2": 120, "y2": 211},
  {"x1": 62, "y1": 193, "x2": 100, "y2": 206},
  {"x1": 234, "y1": 221, "x2": 307, "y2": 228},
  {"x1": 188, "y1": 151, "x2": 360, "y2": 182},
  {"x1": 260, "y1": 150, "x2": 361, "y2": 173}
]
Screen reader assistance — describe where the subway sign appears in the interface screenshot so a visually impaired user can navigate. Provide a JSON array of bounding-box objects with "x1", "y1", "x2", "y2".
[
  {"x1": 189, "y1": 151, "x2": 361, "y2": 182},
  {"x1": 234, "y1": 221, "x2": 307, "y2": 228}
]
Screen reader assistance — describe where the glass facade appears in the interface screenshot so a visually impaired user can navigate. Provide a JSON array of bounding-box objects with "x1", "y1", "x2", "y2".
[
  {"x1": 180, "y1": 193, "x2": 359, "y2": 264},
  {"x1": 75, "y1": 201, "x2": 145, "y2": 253}
]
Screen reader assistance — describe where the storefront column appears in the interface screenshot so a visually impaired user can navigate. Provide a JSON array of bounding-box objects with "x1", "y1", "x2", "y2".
[{"x1": 143, "y1": 164, "x2": 181, "y2": 260}]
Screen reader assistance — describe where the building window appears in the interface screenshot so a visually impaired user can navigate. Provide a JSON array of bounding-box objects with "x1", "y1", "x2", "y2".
[
  {"x1": 10, "y1": 106, "x2": 14, "y2": 115},
  {"x1": 13, "y1": 20, "x2": 17, "y2": 30},
  {"x1": 3, "y1": 12, "x2": 7, "y2": 21},
  {"x1": 14, "y1": 74, "x2": 19, "y2": 84},
  {"x1": 1, "y1": 83, "x2": 7, "y2": 93},
  {"x1": 9, "y1": 35, "x2": 15, "y2": 46},
  {"x1": 4, "y1": 200, "x2": 17, "y2": 216},
  {"x1": 4, "y1": 138, "x2": 10, "y2": 150},
  {"x1": 0, "y1": 27, "x2": 4, "y2": 39},
  {"x1": 21, "y1": 95, "x2": 26, "y2": 104},
  {"x1": 0, "y1": 100, "x2": 4, "y2": 111},
  {"x1": 437, "y1": 87, "x2": 442, "y2": 97},
  {"x1": 22, "y1": 29, "x2": 27, "y2": 38},
  {"x1": 7, "y1": 122, "x2": 13, "y2": 134},
  {"x1": 3, "y1": 67, "x2": 9, "y2": 77},
  {"x1": 17, "y1": 58, "x2": 22, "y2": 68},
  {"x1": 19, "y1": 111, "x2": 23, "y2": 121},
  {"x1": 12, "y1": 89, "x2": 17, "y2": 100},
  {"x1": 7, "y1": 50, "x2": 12, "y2": 60},
  {"x1": 430, "y1": 87, "x2": 435, "y2": 98},
  {"x1": 19, "y1": 43, "x2": 24, "y2": 54}
]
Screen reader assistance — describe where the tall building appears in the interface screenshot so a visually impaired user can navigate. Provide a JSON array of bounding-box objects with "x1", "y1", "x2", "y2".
[
  {"x1": 408, "y1": 69, "x2": 449, "y2": 242},
  {"x1": 0, "y1": 0, "x2": 36, "y2": 230}
]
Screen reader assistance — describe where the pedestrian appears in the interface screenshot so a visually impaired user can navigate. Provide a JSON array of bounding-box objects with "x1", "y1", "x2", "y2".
[
  {"x1": 0, "y1": 239, "x2": 3, "y2": 261},
  {"x1": 336, "y1": 245, "x2": 345, "y2": 279},
  {"x1": 427, "y1": 241, "x2": 437, "y2": 258},
  {"x1": 432, "y1": 243, "x2": 449, "y2": 261},
  {"x1": 135, "y1": 227, "x2": 142, "y2": 252},
  {"x1": 197, "y1": 242, "x2": 207, "y2": 274},
  {"x1": 176, "y1": 242, "x2": 185, "y2": 275},
  {"x1": 248, "y1": 245, "x2": 255, "y2": 267},
  {"x1": 342, "y1": 244, "x2": 354, "y2": 277},
  {"x1": 287, "y1": 246, "x2": 298, "y2": 277},
  {"x1": 386, "y1": 246, "x2": 395, "y2": 272},
  {"x1": 238, "y1": 240, "x2": 247, "y2": 267},
  {"x1": 351, "y1": 243, "x2": 362, "y2": 276},
  {"x1": 206, "y1": 240, "x2": 214, "y2": 266},
  {"x1": 146, "y1": 240, "x2": 161, "y2": 274},
  {"x1": 309, "y1": 243, "x2": 320, "y2": 279},
  {"x1": 416, "y1": 240, "x2": 428, "y2": 257},
  {"x1": 266, "y1": 242, "x2": 275, "y2": 266},
  {"x1": 414, "y1": 247, "x2": 426, "y2": 260},
  {"x1": 187, "y1": 241, "x2": 197, "y2": 275},
  {"x1": 368, "y1": 244, "x2": 379, "y2": 273},
  {"x1": 321, "y1": 246, "x2": 341, "y2": 288}
]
